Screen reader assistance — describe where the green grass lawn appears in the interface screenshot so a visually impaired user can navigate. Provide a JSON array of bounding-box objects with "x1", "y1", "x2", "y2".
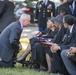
[
  {"x1": 0, "y1": 66, "x2": 50, "y2": 75},
  {"x1": 0, "y1": 67, "x2": 51, "y2": 75},
  {"x1": 0, "y1": 51, "x2": 55, "y2": 75}
]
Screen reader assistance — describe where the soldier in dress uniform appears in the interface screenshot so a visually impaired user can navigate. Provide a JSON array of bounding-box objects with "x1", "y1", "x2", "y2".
[{"x1": 35, "y1": 0, "x2": 55, "y2": 31}]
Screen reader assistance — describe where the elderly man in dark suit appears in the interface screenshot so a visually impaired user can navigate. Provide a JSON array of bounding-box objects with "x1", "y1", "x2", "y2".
[
  {"x1": 35, "y1": 0, "x2": 55, "y2": 31},
  {"x1": 0, "y1": 0, "x2": 16, "y2": 33},
  {"x1": 0, "y1": 14, "x2": 30, "y2": 68}
]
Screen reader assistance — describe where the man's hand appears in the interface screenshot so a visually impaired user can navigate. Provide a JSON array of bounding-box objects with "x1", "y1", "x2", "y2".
[
  {"x1": 67, "y1": 47, "x2": 76, "y2": 57},
  {"x1": 19, "y1": 43, "x2": 22, "y2": 50},
  {"x1": 51, "y1": 44, "x2": 60, "y2": 53}
]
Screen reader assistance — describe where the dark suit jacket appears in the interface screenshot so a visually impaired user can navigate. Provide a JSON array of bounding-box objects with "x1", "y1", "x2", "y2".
[
  {"x1": 55, "y1": 6, "x2": 59, "y2": 16},
  {"x1": 52, "y1": 26, "x2": 67, "y2": 44},
  {"x1": 0, "y1": 1, "x2": 16, "y2": 33},
  {"x1": 59, "y1": 24, "x2": 76, "y2": 50},
  {"x1": 35, "y1": 0, "x2": 55, "y2": 27},
  {"x1": 41, "y1": 28, "x2": 59, "y2": 38},
  {"x1": 57, "y1": 1, "x2": 76, "y2": 17},
  {"x1": 0, "y1": 21, "x2": 22, "y2": 62}
]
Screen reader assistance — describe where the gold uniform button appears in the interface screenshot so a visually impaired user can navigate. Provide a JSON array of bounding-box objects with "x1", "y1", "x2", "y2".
[
  {"x1": 0, "y1": 58, "x2": 2, "y2": 61},
  {"x1": 43, "y1": 10, "x2": 45, "y2": 12},
  {"x1": 47, "y1": 10, "x2": 49, "y2": 12},
  {"x1": 43, "y1": 14, "x2": 45, "y2": 17},
  {"x1": 39, "y1": 10, "x2": 41, "y2": 12}
]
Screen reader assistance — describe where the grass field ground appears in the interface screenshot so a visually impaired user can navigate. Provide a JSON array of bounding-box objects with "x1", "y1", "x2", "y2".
[{"x1": 0, "y1": 67, "x2": 55, "y2": 75}]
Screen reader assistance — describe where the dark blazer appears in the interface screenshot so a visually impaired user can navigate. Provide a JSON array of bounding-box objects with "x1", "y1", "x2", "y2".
[
  {"x1": 35, "y1": 0, "x2": 55, "y2": 27},
  {"x1": 57, "y1": 1, "x2": 76, "y2": 17},
  {"x1": 59, "y1": 24, "x2": 76, "y2": 50},
  {"x1": 0, "y1": 21, "x2": 22, "y2": 62},
  {"x1": 41, "y1": 28, "x2": 59, "y2": 38},
  {"x1": 0, "y1": 1, "x2": 16, "y2": 33},
  {"x1": 52, "y1": 26, "x2": 67, "y2": 44},
  {"x1": 55, "y1": 6, "x2": 60, "y2": 16}
]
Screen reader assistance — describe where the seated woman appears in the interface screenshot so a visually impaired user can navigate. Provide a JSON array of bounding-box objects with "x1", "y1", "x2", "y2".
[
  {"x1": 31, "y1": 15, "x2": 67, "y2": 74},
  {"x1": 15, "y1": 17, "x2": 59, "y2": 64},
  {"x1": 32, "y1": 15, "x2": 66, "y2": 73}
]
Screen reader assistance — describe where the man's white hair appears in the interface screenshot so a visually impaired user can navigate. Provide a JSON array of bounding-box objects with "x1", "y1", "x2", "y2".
[{"x1": 19, "y1": 14, "x2": 30, "y2": 21}]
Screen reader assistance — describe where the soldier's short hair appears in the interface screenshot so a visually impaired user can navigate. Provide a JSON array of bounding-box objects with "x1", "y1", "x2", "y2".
[{"x1": 63, "y1": 14, "x2": 75, "y2": 25}]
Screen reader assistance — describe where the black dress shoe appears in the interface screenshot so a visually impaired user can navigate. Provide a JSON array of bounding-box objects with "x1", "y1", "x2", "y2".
[
  {"x1": 23, "y1": 61, "x2": 30, "y2": 65},
  {"x1": 14, "y1": 59, "x2": 24, "y2": 64},
  {"x1": 14, "y1": 60, "x2": 30, "y2": 67}
]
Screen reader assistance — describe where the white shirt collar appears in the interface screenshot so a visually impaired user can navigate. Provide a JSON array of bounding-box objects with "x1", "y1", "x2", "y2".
[
  {"x1": 70, "y1": 25, "x2": 74, "y2": 33},
  {"x1": 69, "y1": 1, "x2": 75, "y2": 10}
]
